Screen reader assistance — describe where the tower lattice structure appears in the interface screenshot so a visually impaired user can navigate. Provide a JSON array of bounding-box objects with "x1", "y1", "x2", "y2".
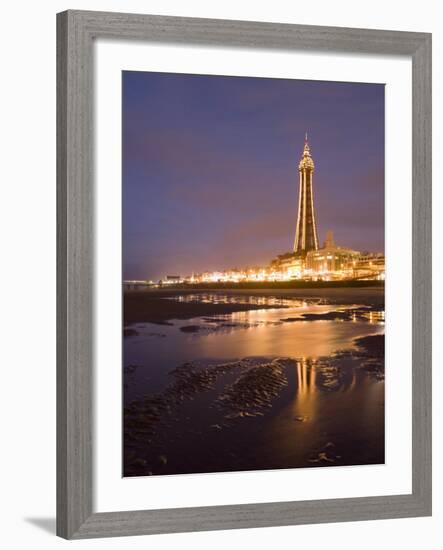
[{"x1": 293, "y1": 135, "x2": 319, "y2": 255}]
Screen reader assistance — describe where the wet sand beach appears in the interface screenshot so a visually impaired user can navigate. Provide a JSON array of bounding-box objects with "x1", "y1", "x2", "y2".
[
  {"x1": 124, "y1": 286, "x2": 384, "y2": 324},
  {"x1": 123, "y1": 287, "x2": 385, "y2": 477}
]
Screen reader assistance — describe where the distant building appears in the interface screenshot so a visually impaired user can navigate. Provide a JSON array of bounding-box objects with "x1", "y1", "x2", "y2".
[
  {"x1": 349, "y1": 253, "x2": 385, "y2": 280},
  {"x1": 305, "y1": 231, "x2": 360, "y2": 278},
  {"x1": 270, "y1": 252, "x2": 304, "y2": 279},
  {"x1": 161, "y1": 275, "x2": 182, "y2": 285}
]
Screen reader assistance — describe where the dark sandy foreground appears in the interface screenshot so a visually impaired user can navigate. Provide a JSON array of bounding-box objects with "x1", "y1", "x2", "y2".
[
  {"x1": 123, "y1": 333, "x2": 384, "y2": 477},
  {"x1": 123, "y1": 287, "x2": 385, "y2": 476},
  {"x1": 124, "y1": 287, "x2": 384, "y2": 325}
]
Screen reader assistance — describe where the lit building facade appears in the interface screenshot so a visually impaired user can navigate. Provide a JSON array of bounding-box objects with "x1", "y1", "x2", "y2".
[
  {"x1": 270, "y1": 253, "x2": 305, "y2": 280},
  {"x1": 348, "y1": 254, "x2": 385, "y2": 280},
  {"x1": 305, "y1": 231, "x2": 360, "y2": 279}
]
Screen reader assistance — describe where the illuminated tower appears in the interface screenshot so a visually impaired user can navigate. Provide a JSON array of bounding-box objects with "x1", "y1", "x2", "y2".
[{"x1": 293, "y1": 134, "x2": 319, "y2": 255}]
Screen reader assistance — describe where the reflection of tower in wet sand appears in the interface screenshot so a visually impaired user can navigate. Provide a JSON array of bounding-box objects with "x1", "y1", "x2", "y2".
[
  {"x1": 294, "y1": 359, "x2": 358, "y2": 418},
  {"x1": 295, "y1": 359, "x2": 318, "y2": 419}
]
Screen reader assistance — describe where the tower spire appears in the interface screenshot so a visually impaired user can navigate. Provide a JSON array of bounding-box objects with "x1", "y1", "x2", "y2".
[{"x1": 303, "y1": 132, "x2": 311, "y2": 156}]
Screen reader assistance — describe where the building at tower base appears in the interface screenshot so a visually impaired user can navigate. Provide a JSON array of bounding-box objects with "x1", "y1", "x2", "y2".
[{"x1": 304, "y1": 231, "x2": 360, "y2": 279}]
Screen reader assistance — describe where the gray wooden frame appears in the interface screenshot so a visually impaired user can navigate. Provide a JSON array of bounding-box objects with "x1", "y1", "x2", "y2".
[{"x1": 57, "y1": 9, "x2": 432, "y2": 539}]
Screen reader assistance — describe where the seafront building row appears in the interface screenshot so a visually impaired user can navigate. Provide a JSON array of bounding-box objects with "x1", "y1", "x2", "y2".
[
  {"x1": 125, "y1": 243, "x2": 385, "y2": 289},
  {"x1": 165, "y1": 230, "x2": 384, "y2": 286}
]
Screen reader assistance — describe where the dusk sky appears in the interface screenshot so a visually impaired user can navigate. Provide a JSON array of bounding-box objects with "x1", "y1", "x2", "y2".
[{"x1": 123, "y1": 71, "x2": 384, "y2": 281}]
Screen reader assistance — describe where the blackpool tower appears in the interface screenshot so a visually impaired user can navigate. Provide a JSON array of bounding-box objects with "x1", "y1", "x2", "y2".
[{"x1": 293, "y1": 134, "x2": 319, "y2": 255}]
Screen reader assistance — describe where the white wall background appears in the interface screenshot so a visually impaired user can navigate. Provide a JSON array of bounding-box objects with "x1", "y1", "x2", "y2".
[{"x1": 0, "y1": 0, "x2": 440, "y2": 548}]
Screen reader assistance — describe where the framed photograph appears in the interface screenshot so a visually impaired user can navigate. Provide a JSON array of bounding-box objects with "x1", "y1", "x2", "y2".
[{"x1": 57, "y1": 10, "x2": 432, "y2": 539}]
